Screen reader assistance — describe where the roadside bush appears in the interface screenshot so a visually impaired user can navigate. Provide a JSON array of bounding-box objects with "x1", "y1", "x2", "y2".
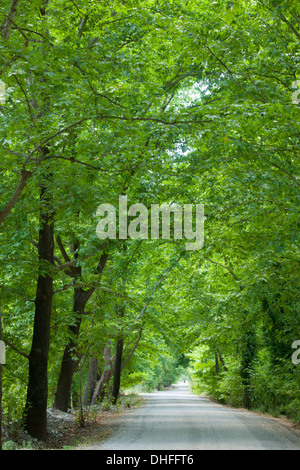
[
  {"x1": 251, "y1": 352, "x2": 300, "y2": 422},
  {"x1": 216, "y1": 359, "x2": 244, "y2": 407}
]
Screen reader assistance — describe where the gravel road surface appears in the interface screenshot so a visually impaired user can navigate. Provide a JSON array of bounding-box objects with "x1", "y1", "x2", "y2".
[{"x1": 81, "y1": 383, "x2": 300, "y2": 450}]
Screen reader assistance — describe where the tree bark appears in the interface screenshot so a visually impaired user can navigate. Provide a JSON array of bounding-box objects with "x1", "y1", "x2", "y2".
[
  {"x1": 216, "y1": 347, "x2": 227, "y2": 372},
  {"x1": 53, "y1": 251, "x2": 108, "y2": 411},
  {"x1": 215, "y1": 352, "x2": 219, "y2": 375},
  {"x1": 24, "y1": 178, "x2": 54, "y2": 441},
  {"x1": 53, "y1": 287, "x2": 93, "y2": 411},
  {"x1": 112, "y1": 337, "x2": 124, "y2": 405},
  {"x1": 2, "y1": 0, "x2": 20, "y2": 41},
  {"x1": 241, "y1": 323, "x2": 257, "y2": 410},
  {"x1": 82, "y1": 357, "x2": 99, "y2": 406},
  {"x1": 91, "y1": 345, "x2": 113, "y2": 405},
  {"x1": 89, "y1": 329, "x2": 143, "y2": 407},
  {"x1": 121, "y1": 328, "x2": 143, "y2": 372},
  {"x1": 0, "y1": 170, "x2": 32, "y2": 228},
  {"x1": 0, "y1": 303, "x2": 3, "y2": 450}
]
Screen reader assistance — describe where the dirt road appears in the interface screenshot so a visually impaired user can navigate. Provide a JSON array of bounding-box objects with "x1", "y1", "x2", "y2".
[{"x1": 80, "y1": 383, "x2": 300, "y2": 450}]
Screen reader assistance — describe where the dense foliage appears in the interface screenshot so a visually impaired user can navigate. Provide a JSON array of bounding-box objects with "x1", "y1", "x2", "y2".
[{"x1": 0, "y1": 0, "x2": 299, "y2": 443}]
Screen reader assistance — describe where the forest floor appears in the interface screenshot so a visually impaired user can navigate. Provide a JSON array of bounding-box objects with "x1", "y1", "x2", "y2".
[{"x1": 2, "y1": 393, "x2": 145, "y2": 450}]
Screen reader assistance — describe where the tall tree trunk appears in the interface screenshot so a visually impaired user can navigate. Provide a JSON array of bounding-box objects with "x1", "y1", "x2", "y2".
[
  {"x1": 82, "y1": 357, "x2": 99, "y2": 407},
  {"x1": 215, "y1": 352, "x2": 219, "y2": 375},
  {"x1": 22, "y1": 1, "x2": 52, "y2": 441},
  {"x1": 111, "y1": 255, "x2": 126, "y2": 406},
  {"x1": 241, "y1": 313, "x2": 257, "y2": 410},
  {"x1": 54, "y1": 287, "x2": 93, "y2": 411},
  {"x1": 90, "y1": 329, "x2": 143, "y2": 407},
  {"x1": 216, "y1": 347, "x2": 227, "y2": 372},
  {"x1": 91, "y1": 345, "x2": 113, "y2": 405},
  {"x1": 53, "y1": 251, "x2": 108, "y2": 411},
  {"x1": 112, "y1": 337, "x2": 124, "y2": 405},
  {"x1": 24, "y1": 178, "x2": 54, "y2": 441},
  {"x1": 0, "y1": 302, "x2": 3, "y2": 450}
]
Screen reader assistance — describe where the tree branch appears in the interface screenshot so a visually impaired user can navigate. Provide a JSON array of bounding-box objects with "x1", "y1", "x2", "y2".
[
  {"x1": 121, "y1": 328, "x2": 143, "y2": 371},
  {"x1": 206, "y1": 258, "x2": 240, "y2": 282},
  {"x1": 43, "y1": 154, "x2": 134, "y2": 173},
  {"x1": 96, "y1": 252, "x2": 109, "y2": 275},
  {"x1": 2, "y1": 336, "x2": 29, "y2": 360},
  {"x1": 278, "y1": 11, "x2": 300, "y2": 40},
  {"x1": 1, "y1": 0, "x2": 20, "y2": 41},
  {"x1": 31, "y1": 113, "x2": 210, "y2": 157},
  {"x1": 0, "y1": 170, "x2": 32, "y2": 227},
  {"x1": 56, "y1": 236, "x2": 71, "y2": 264},
  {"x1": 77, "y1": 15, "x2": 88, "y2": 38},
  {"x1": 254, "y1": 149, "x2": 300, "y2": 187},
  {"x1": 136, "y1": 254, "x2": 182, "y2": 320},
  {"x1": 13, "y1": 74, "x2": 36, "y2": 125}
]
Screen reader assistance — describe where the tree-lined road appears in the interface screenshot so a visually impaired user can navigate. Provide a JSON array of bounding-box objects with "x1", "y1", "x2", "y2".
[{"x1": 81, "y1": 383, "x2": 300, "y2": 450}]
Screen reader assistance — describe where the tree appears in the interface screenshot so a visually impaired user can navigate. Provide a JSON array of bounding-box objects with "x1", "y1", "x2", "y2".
[
  {"x1": 23, "y1": 169, "x2": 54, "y2": 440},
  {"x1": 53, "y1": 246, "x2": 108, "y2": 411}
]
